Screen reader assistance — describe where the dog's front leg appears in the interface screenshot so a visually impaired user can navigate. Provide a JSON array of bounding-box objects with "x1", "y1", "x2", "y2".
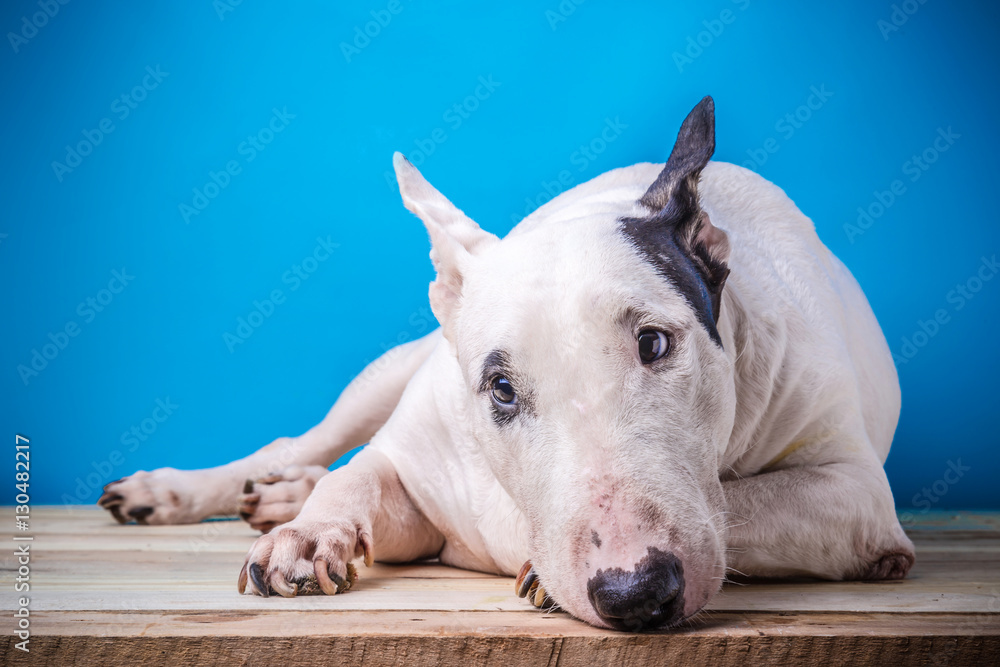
[
  {"x1": 98, "y1": 330, "x2": 442, "y2": 526},
  {"x1": 722, "y1": 460, "x2": 915, "y2": 581},
  {"x1": 240, "y1": 447, "x2": 444, "y2": 596}
]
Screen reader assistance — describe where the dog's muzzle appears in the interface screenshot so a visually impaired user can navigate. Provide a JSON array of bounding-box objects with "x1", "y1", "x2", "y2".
[{"x1": 586, "y1": 547, "x2": 685, "y2": 631}]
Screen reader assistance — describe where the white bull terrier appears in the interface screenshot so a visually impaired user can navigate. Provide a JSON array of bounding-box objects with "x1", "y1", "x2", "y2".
[{"x1": 98, "y1": 97, "x2": 914, "y2": 630}]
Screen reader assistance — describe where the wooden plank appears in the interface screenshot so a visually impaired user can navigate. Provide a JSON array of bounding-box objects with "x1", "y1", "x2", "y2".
[
  {"x1": 9, "y1": 550, "x2": 1000, "y2": 614},
  {"x1": 4, "y1": 614, "x2": 999, "y2": 667},
  {"x1": 15, "y1": 609, "x2": 1000, "y2": 637},
  {"x1": 14, "y1": 585, "x2": 1000, "y2": 614},
  {"x1": 2, "y1": 507, "x2": 998, "y2": 666},
  {"x1": 7, "y1": 634, "x2": 995, "y2": 667}
]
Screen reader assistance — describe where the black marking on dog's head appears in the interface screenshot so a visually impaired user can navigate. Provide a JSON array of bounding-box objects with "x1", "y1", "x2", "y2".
[
  {"x1": 620, "y1": 96, "x2": 729, "y2": 347},
  {"x1": 620, "y1": 206, "x2": 728, "y2": 346}
]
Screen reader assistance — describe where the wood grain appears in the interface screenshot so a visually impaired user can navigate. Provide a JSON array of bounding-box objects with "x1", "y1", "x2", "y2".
[{"x1": 2, "y1": 507, "x2": 998, "y2": 666}]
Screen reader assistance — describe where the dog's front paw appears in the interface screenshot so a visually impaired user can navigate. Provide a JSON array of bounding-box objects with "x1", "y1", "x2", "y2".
[
  {"x1": 239, "y1": 518, "x2": 374, "y2": 597},
  {"x1": 860, "y1": 550, "x2": 915, "y2": 580},
  {"x1": 515, "y1": 561, "x2": 556, "y2": 609},
  {"x1": 238, "y1": 465, "x2": 329, "y2": 533},
  {"x1": 97, "y1": 468, "x2": 207, "y2": 524}
]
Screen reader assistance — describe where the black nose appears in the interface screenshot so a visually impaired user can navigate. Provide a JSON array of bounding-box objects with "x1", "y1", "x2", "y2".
[{"x1": 586, "y1": 547, "x2": 685, "y2": 631}]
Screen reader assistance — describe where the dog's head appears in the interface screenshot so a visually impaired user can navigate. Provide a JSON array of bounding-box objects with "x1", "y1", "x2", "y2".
[{"x1": 394, "y1": 97, "x2": 735, "y2": 630}]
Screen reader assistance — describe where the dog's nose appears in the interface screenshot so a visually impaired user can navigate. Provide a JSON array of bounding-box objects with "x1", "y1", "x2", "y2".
[{"x1": 586, "y1": 547, "x2": 685, "y2": 631}]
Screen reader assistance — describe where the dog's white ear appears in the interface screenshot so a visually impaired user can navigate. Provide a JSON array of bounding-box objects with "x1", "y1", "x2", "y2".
[{"x1": 394, "y1": 152, "x2": 498, "y2": 340}]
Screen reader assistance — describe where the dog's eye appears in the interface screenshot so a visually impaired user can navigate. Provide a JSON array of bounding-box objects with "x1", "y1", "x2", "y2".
[
  {"x1": 491, "y1": 376, "x2": 517, "y2": 405},
  {"x1": 637, "y1": 330, "x2": 670, "y2": 364}
]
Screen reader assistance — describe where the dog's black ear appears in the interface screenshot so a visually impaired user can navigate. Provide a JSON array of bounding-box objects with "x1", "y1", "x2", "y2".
[
  {"x1": 394, "y1": 153, "x2": 498, "y2": 341},
  {"x1": 640, "y1": 96, "x2": 715, "y2": 211},
  {"x1": 621, "y1": 96, "x2": 730, "y2": 346}
]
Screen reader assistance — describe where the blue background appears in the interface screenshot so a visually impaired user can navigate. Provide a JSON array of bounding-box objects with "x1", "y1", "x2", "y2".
[{"x1": 2, "y1": 1, "x2": 997, "y2": 510}]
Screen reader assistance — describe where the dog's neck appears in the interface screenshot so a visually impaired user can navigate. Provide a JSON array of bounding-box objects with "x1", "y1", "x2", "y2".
[{"x1": 715, "y1": 277, "x2": 788, "y2": 472}]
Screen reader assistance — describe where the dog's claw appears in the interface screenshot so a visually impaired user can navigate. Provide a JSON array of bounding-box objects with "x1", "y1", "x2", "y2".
[
  {"x1": 314, "y1": 559, "x2": 340, "y2": 595},
  {"x1": 526, "y1": 579, "x2": 540, "y2": 602},
  {"x1": 271, "y1": 570, "x2": 298, "y2": 598},
  {"x1": 515, "y1": 562, "x2": 555, "y2": 609},
  {"x1": 128, "y1": 506, "x2": 154, "y2": 523},
  {"x1": 248, "y1": 562, "x2": 270, "y2": 597},
  {"x1": 515, "y1": 561, "x2": 537, "y2": 598},
  {"x1": 361, "y1": 534, "x2": 375, "y2": 568},
  {"x1": 109, "y1": 506, "x2": 128, "y2": 524},
  {"x1": 238, "y1": 491, "x2": 261, "y2": 521},
  {"x1": 97, "y1": 493, "x2": 123, "y2": 508},
  {"x1": 243, "y1": 479, "x2": 255, "y2": 494},
  {"x1": 532, "y1": 584, "x2": 554, "y2": 609},
  {"x1": 238, "y1": 563, "x2": 248, "y2": 594}
]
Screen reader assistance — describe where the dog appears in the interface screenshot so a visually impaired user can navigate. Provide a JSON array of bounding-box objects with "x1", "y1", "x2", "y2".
[{"x1": 98, "y1": 96, "x2": 915, "y2": 630}]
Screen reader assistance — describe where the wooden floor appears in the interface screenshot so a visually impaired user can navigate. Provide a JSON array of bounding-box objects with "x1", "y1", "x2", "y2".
[{"x1": 2, "y1": 508, "x2": 998, "y2": 666}]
